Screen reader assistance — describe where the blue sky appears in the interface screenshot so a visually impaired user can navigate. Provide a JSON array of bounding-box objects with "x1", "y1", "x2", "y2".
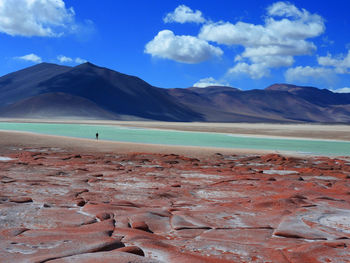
[{"x1": 1, "y1": 0, "x2": 350, "y2": 92}]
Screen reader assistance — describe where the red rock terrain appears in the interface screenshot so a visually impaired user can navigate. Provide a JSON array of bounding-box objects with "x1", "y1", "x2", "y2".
[{"x1": 0, "y1": 147, "x2": 350, "y2": 262}]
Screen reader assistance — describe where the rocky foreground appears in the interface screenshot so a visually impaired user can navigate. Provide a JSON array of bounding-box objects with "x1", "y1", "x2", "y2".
[{"x1": 0, "y1": 148, "x2": 350, "y2": 263}]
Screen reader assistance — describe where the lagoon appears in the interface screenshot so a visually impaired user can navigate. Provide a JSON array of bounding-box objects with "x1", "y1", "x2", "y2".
[{"x1": 0, "y1": 122, "x2": 349, "y2": 156}]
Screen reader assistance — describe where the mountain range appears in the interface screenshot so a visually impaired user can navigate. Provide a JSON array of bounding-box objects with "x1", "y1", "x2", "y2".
[{"x1": 0, "y1": 62, "x2": 349, "y2": 123}]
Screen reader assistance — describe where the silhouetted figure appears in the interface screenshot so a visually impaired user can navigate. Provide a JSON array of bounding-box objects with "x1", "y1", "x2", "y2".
[{"x1": 96, "y1": 132, "x2": 99, "y2": 140}]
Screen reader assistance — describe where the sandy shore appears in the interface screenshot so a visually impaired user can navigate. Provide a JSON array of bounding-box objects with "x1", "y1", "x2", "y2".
[
  {"x1": 0, "y1": 130, "x2": 276, "y2": 157},
  {"x1": 1, "y1": 118, "x2": 350, "y2": 141},
  {"x1": 1, "y1": 119, "x2": 350, "y2": 157}
]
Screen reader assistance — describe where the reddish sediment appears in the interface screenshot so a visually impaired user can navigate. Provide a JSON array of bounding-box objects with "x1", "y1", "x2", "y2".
[{"x1": 0, "y1": 148, "x2": 350, "y2": 262}]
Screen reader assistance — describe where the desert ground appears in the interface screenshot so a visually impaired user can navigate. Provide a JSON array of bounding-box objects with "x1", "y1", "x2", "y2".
[{"x1": 0, "y1": 121, "x2": 350, "y2": 262}]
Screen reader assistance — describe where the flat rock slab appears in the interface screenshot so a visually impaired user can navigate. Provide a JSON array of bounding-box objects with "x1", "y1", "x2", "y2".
[
  {"x1": 49, "y1": 251, "x2": 162, "y2": 263},
  {"x1": 273, "y1": 206, "x2": 350, "y2": 240},
  {"x1": 0, "y1": 148, "x2": 350, "y2": 262},
  {"x1": 263, "y1": 169, "x2": 298, "y2": 175},
  {"x1": 0, "y1": 220, "x2": 121, "y2": 263}
]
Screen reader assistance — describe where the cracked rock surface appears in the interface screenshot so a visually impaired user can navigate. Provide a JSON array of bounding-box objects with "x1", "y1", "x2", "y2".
[{"x1": 0, "y1": 148, "x2": 350, "y2": 262}]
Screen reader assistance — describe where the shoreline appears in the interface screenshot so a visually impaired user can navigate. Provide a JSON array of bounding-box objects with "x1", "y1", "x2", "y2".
[
  {"x1": 1, "y1": 118, "x2": 350, "y2": 141},
  {"x1": 0, "y1": 130, "x2": 315, "y2": 158}
]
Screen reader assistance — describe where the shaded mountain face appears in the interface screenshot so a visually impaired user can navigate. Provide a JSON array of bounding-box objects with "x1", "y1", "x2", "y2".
[
  {"x1": 0, "y1": 62, "x2": 202, "y2": 121},
  {"x1": 0, "y1": 92, "x2": 119, "y2": 119},
  {"x1": 36, "y1": 63, "x2": 203, "y2": 121},
  {"x1": 266, "y1": 84, "x2": 350, "y2": 107},
  {"x1": 0, "y1": 63, "x2": 71, "y2": 106},
  {"x1": 0, "y1": 63, "x2": 349, "y2": 123},
  {"x1": 168, "y1": 85, "x2": 350, "y2": 123}
]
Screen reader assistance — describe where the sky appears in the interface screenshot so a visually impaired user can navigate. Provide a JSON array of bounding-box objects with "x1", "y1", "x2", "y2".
[{"x1": 1, "y1": 0, "x2": 350, "y2": 92}]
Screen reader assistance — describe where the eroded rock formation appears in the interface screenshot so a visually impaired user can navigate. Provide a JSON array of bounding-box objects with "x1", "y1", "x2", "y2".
[{"x1": 1, "y1": 149, "x2": 350, "y2": 262}]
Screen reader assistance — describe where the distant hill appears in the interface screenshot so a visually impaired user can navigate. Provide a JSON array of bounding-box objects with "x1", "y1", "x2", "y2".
[
  {"x1": 168, "y1": 85, "x2": 350, "y2": 123},
  {"x1": 266, "y1": 83, "x2": 350, "y2": 107},
  {"x1": 0, "y1": 63, "x2": 349, "y2": 123}
]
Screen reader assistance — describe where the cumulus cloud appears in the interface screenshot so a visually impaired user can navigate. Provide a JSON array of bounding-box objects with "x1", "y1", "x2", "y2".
[
  {"x1": 15, "y1": 53, "x2": 42, "y2": 63},
  {"x1": 250, "y1": 55, "x2": 294, "y2": 68},
  {"x1": 228, "y1": 62, "x2": 271, "y2": 79},
  {"x1": 284, "y1": 48, "x2": 350, "y2": 84},
  {"x1": 193, "y1": 77, "x2": 229, "y2": 88},
  {"x1": 164, "y1": 5, "x2": 206, "y2": 24},
  {"x1": 330, "y1": 87, "x2": 350, "y2": 93},
  {"x1": 57, "y1": 55, "x2": 73, "y2": 63},
  {"x1": 267, "y1": 1, "x2": 303, "y2": 17},
  {"x1": 57, "y1": 55, "x2": 87, "y2": 64},
  {"x1": 144, "y1": 30, "x2": 223, "y2": 64},
  {"x1": 318, "y1": 50, "x2": 350, "y2": 74},
  {"x1": 198, "y1": 1, "x2": 325, "y2": 79},
  {"x1": 0, "y1": 0, "x2": 75, "y2": 37},
  {"x1": 75, "y1": 57, "x2": 87, "y2": 64},
  {"x1": 285, "y1": 66, "x2": 335, "y2": 83}
]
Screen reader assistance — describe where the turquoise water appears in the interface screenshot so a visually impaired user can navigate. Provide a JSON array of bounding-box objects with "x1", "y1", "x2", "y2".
[{"x1": 0, "y1": 122, "x2": 349, "y2": 156}]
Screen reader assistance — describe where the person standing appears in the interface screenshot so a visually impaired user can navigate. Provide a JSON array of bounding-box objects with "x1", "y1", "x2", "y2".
[{"x1": 96, "y1": 132, "x2": 99, "y2": 140}]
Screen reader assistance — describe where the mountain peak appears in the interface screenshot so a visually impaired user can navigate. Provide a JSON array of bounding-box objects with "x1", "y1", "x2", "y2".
[
  {"x1": 20, "y1": 62, "x2": 71, "y2": 70},
  {"x1": 265, "y1": 83, "x2": 319, "y2": 92},
  {"x1": 76, "y1": 61, "x2": 99, "y2": 68},
  {"x1": 265, "y1": 83, "x2": 298, "y2": 91},
  {"x1": 81, "y1": 61, "x2": 94, "y2": 66}
]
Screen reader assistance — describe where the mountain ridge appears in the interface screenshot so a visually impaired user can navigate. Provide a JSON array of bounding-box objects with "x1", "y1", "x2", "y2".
[{"x1": 0, "y1": 62, "x2": 349, "y2": 123}]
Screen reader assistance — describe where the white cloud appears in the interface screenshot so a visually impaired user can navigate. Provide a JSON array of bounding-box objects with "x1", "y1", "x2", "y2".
[
  {"x1": 164, "y1": 5, "x2": 205, "y2": 24},
  {"x1": 15, "y1": 53, "x2": 42, "y2": 63},
  {"x1": 0, "y1": 0, "x2": 75, "y2": 37},
  {"x1": 57, "y1": 55, "x2": 87, "y2": 64},
  {"x1": 198, "y1": 1, "x2": 325, "y2": 79},
  {"x1": 228, "y1": 62, "x2": 271, "y2": 79},
  {"x1": 57, "y1": 55, "x2": 73, "y2": 63},
  {"x1": 199, "y1": 22, "x2": 266, "y2": 46},
  {"x1": 318, "y1": 50, "x2": 350, "y2": 74},
  {"x1": 267, "y1": 1, "x2": 303, "y2": 18},
  {"x1": 145, "y1": 30, "x2": 223, "y2": 64},
  {"x1": 285, "y1": 66, "x2": 335, "y2": 83},
  {"x1": 193, "y1": 77, "x2": 229, "y2": 88},
  {"x1": 250, "y1": 55, "x2": 294, "y2": 68},
  {"x1": 285, "y1": 48, "x2": 350, "y2": 84},
  {"x1": 330, "y1": 87, "x2": 350, "y2": 93},
  {"x1": 75, "y1": 57, "x2": 87, "y2": 64},
  {"x1": 266, "y1": 2, "x2": 324, "y2": 39}
]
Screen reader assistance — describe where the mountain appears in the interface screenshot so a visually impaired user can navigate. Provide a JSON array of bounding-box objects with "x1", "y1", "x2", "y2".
[
  {"x1": 0, "y1": 62, "x2": 202, "y2": 121},
  {"x1": 0, "y1": 92, "x2": 118, "y2": 119},
  {"x1": 0, "y1": 63, "x2": 71, "y2": 107},
  {"x1": 168, "y1": 85, "x2": 350, "y2": 123},
  {"x1": 0, "y1": 63, "x2": 349, "y2": 123},
  {"x1": 266, "y1": 84, "x2": 350, "y2": 106}
]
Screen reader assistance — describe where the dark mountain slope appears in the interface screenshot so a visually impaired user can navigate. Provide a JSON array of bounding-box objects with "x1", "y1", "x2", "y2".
[
  {"x1": 266, "y1": 84, "x2": 350, "y2": 106},
  {"x1": 0, "y1": 63, "x2": 71, "y2": 106},
  {"x1": 168, "y1": 86, "x2": 350, "y2": 123},
  {"x1": 0, "y1": 92, "x2": 118, "y2": 119},
  {"x1": 0, "y1": 62, "x2": 203, "y2": 121},
  {"x1": 36, "y1": 63, "x2": 203, "y2": 121}
]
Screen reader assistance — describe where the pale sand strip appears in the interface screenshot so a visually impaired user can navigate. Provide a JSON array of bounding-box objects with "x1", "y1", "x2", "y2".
[
  {"x1": 1, "y1": 118, "x2": 350, "y2": 141},
  {"x1": 0, "y1": 130, "x2": 286, "y2": 157}
]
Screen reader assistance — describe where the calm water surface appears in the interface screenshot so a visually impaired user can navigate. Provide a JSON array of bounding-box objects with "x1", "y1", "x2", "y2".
[{"x1": 0, "y1": 122, "x2": 349, "y2": 156}]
